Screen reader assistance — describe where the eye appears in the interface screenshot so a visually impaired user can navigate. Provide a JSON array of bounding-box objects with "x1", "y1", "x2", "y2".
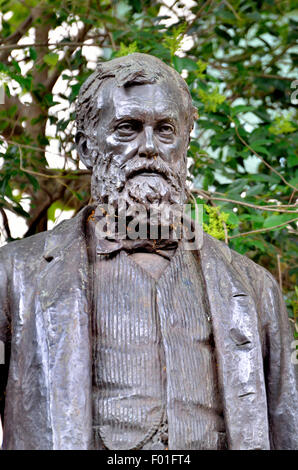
[
  {"x1": 116, "y1": 121, "x2": 140, "y2": 136},
  {"x1": 158, "y1": 123, "x2": 175, "y2": 135}
]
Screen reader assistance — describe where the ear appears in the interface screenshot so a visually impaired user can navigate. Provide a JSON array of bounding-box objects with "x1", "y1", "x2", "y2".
[{"x1": 75, "y1": 131, "x2": 95, "y2": 170}]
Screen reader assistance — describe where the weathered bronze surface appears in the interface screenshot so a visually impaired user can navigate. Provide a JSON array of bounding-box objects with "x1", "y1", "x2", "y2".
[{"x1": 0, "y1": 53, "x2": 297, "y2": 450}]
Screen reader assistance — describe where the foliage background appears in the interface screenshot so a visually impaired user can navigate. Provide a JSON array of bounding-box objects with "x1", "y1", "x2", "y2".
[{"x1": 0, "y1": 0, "x2": 297, "y2": 321}]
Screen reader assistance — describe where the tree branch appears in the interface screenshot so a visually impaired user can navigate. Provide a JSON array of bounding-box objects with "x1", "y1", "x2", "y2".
[
  {"x1": 228, "y1": 217, "x2": 298, "y2": 239},
  {"x1": 0, "y1": 40, "x2": 108, "y2": 51},
  {"x1": 0, "y1": 14, "x2": 34, "y2": 46},
  {"x1": 191, "y1": 188, "x2": 298, "y2": 213},
  {"x1": 16, "y1": 143, "x2": 90, "y2": 179},
  {"x1": 223, "y1": 0, "x2": 241, "y2": 21},
  {"x1": 254, "y1": 73, "x2": 294, "y2": 81}
]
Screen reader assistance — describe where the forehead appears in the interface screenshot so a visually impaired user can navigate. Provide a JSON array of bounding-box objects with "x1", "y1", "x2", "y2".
[{"x1": 99, "y1": 80, "x2": 186, "y2": 122}]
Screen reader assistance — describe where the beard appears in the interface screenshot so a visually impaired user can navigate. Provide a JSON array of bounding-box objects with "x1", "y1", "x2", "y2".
[
  {"x1": 91, "y1": 152, "x2": 187, "y2": 209},
  {"x1": 91, "y1": 152, "x2": 189, "y2": 242}
]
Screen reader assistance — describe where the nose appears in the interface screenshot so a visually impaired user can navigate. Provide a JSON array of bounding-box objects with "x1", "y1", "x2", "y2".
[{"x1": 138, "y1": 126, "x2": 158, "y2": 158}]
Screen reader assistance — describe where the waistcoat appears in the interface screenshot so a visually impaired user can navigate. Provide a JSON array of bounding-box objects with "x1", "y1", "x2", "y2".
[{"x1": 91, "y1": 245, "x2": 226, "y2": 450}]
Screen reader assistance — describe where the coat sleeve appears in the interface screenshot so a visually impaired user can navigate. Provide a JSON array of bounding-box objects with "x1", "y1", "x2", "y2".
[{"x1": 261, "y1": 269, "x2": 298, "y2": 450}]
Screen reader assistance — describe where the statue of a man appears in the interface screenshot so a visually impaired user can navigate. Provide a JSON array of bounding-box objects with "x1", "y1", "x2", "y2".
[{"x1": 0, "y1": 53, "x2": 297, "y2": 450}]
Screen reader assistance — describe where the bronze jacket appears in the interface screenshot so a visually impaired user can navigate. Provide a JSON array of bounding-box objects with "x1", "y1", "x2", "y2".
[{"x1": 0, "y1": 206, "x2": 297, "y2": 450}]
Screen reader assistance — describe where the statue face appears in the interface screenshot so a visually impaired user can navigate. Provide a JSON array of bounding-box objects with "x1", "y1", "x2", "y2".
[
  {"x1": 89, "y1": 80, "x2": 189, "y2": 207},
  {"x1": 97, "y1": 81, "x2": 187, "y2": 167}
]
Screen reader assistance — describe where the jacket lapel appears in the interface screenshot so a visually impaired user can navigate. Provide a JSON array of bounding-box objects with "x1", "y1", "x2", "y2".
[
  {"x1": 199, "y1": 234, "x2": 270, "y2": 450},
  {"x1": 39, "y1": 207, "x2": 93, "y2": 449}
]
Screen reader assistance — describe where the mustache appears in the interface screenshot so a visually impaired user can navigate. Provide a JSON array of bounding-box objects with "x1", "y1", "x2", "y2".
[{"x1": 121, "y1": 156, "x2": 182, "y2": 188}]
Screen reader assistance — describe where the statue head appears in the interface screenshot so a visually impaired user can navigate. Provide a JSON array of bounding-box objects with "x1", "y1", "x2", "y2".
[{"x1": 75, "y1": 53, "x2": 197, "y2": 208}]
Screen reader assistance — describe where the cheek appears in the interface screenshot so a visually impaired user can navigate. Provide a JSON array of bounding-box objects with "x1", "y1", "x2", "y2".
[
  {"x1": 161, "y1": 137, "x2": 185, "y2": 163},
  {"x1": 103, "y1": 135, "x2": 139, "y2": 162}
]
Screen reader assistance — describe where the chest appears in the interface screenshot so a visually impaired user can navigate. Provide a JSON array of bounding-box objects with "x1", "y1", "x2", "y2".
[{"x1": 91, "y1": 248, "x2": 223, "y2": 450}]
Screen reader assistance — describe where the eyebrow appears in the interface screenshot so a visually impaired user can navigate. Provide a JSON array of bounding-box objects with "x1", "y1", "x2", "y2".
[{"x1": 113, "y1": 111, "x2": 179, "y2": 124}]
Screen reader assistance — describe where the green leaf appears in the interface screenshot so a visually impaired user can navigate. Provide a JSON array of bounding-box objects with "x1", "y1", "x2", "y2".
[
  {"x1": 25, "y1": 172, "x2": 40, "y2": 192},
  {"x1": 249, "y1": 139, "x2": 271, "y2": 147},
  {"x1": 214, "y1": 26, "x2": 232, "y2": 41},
  {"x1": 250, "y1": 239, "x2": 267, "y2": 253},
  {"x1": 250, "y1": 144, "x2": 270, "y2": 156},
  {"x1": 231, "y1": 105, "x2": 256, "y2": 116},
  {"x1": 43, "y1": 53, "x2": 59, "y2": 66},
  {"x1": 226, "y1": 211, "x2": 239, "y2": 226},
  {"x1": 12, "y1": 204, "x2": 30, "y2": 218},
  {"x1": 246, "y1": 183, "x2": 265, "y2": 196},
  {"x1": 287, "y1": 155, "x2": 298, "y2": 168},
  {"x1": 29, "y1": 47, "x2": 37, "y2": 61},
  {"x1": 263, "y1": 214, "x2": 297, "y2": 229},
  {"x1": 289, "y1": 175, "x2": 298, "y2": 188},
  {"x1": 172, "y1": 56, "x2": 197, "y2": 73},
  {"x1": 197, "y1": 120, "x2": 222, "y2": 132},
  {"x1": 116, "y1": 41, "x2": 138, "y2": 57},
  {"x1": 10, "y1": 73, "x2": 32, "y2": 91},
  {"x1": 47, "y1": 201, "x2": 71, "y2": 222}
]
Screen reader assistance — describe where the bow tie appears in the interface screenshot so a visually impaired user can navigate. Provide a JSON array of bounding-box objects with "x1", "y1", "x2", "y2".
[{"x1": 95, "y1": 237, "x2": 179, "y2": 260}]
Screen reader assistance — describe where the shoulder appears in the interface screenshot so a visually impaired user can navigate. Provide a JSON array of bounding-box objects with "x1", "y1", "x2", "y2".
[
  {"x1": 0, "y1": 216, "x2": 75, "y2": 270},
  {"x1": 201, "y1": 231, "x2": 278, "y2": 298},
  {"x1": 0, "y1": 230, "x2": 49, "y2": 268},
  {"x1": 201, "y1": 234, "x2": 289, "y2": 336},
  {"x1": 0, "y1": 206, "x2": 91, "y2": 272}
]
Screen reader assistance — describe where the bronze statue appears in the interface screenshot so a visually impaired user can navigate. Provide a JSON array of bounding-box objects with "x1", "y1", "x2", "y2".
[{"x1": 0, "y1": 53, "x2": 297, "y2": 450}]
